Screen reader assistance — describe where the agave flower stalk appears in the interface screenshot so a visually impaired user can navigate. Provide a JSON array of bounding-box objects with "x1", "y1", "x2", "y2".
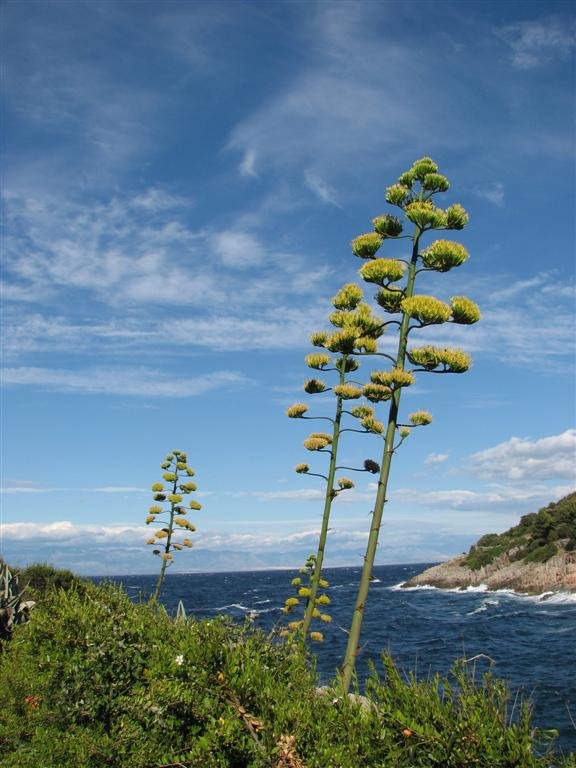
[
  {"x1": 340, "y1": 157, "x2": 480, "y2": 691},
  {"x1": 280, "y1": 554, "x2": 332, "y2": 643},
  {"x1": 147, "y1": 450, "x2": 200, "y2": 603},
  {"x1": 286, "y1": 285, "x2": 383, "y2": 640}
]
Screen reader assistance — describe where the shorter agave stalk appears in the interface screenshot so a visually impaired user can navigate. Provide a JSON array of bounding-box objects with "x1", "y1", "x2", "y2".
[
  {"x1": 286, "y1": 284, "x2": 384, "y2": 640},
  {"x1": 279, "y1": 555, "x2": 332, "y2": 643},
  {"x1": 147, "y1": 450, "x2": 201, "y2": 603}
]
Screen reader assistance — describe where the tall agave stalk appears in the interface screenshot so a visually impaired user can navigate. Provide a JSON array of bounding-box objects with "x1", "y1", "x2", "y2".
[
  {"x1": 286, "y1": 284, "x2": 384, "y2": 640},
  {"x1": 146, "y1": 450, "x2": 201, "y2": 603},
  {"x1": 340, "y1": 157, "x2": 481, "y2": 691}
]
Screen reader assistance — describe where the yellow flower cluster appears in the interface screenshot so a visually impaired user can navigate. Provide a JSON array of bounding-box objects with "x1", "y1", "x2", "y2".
[
  {"x1": 445, "y1": 204, "x2": 469, "y2": 229},
  {"x1": 422, "y1": 172, "x2": 450, "y2": 192},
  {"x1": 303, "y1": 433, "x2": 332, "y2": 451},
  {"x1": 376, "y1": 288, "x2": 404, "y2": 313},
  {"x1": 305, "y1": 352, "x2": 331, "y2": 369},
  {"x1": 363, "y1": 383, "x2": 393, "y2": 403},
  {"x1": 351, "y1": 232, "x2": 383, "y2": 259},
  {"x1": 371, "y1": 368, "x2": 415, "y2": 388},
  {"x1": 421, "y1": 240, "x2": 469, "y2": 272},
  {"x1": 450, "y1": 296, "x2": 481, "y2": 324},
  {"x1": 359, "y1": 258, "x2": 406, "y2": 286},
  {"x1": 401, "y1": 295, "x2": 452, "y2": 324},
  {"x1": 404, "y1": 201, "x2": 446, "y2": 229},
  {"x1": 407, "y1": 345, "x2": 471, "y2": 373},
  {"x1": 286, "y1": 402, "x2": 309, "y2": 418},
  {"x1": 409, "y1": 410, "x2": 433, "y2": 426},
  {"x1": 332, "y1": 383, "x2": 363, "y2": 400},
  {"x1": 386, "y1": 183, "x2": 410, "y2": 206},
  {"x1": 372, "y1": 214, "x2": 403, "y2": 237},
  {"x1": 351, "y1": 404, "x2": 374, "y2": 419},
  {"x1": 332, "y1": 283, "x2": 363, "y2": 310},
  {"x1": 303, "y1": 378, "x2": 327, "y2": 394},
  {"x1": 310, "y1": 330, "x2": 329, "y2": 347},
  {"x1": 361, "y1": 415, "x2": 385, "y2": 434}
]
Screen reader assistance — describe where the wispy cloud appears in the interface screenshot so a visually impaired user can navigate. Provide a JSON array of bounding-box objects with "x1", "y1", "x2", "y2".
[
  {"x1": 1, "y1": 367, "x2": 250, "y2": 397},
  {"x1": 239, "y1": 149, "x2": 258, "y2": 178},
  {"x1": 303, "y1": 169, "x2": 340, "y2": 207},
  {"x1": 1, "y1": 484, "x2": 146, "y2": 495},
  {"x1": 4, "y1": 188, "x2": 331, "y2": 313},
  {"x1": 212, "y1": 230, "x2": 266, "y2": 268},
  {"x1": 392, "y1": 484, "x2": 573, "y2": 512},
  {"x1": 499, "y1": 16, "x2": 576, "y2": 69},
  {"x1": 473, "y1": 182, "x2": 504, "y2": 207},
  {"x1": 424, "y1": 452, "x2": 449, "y2": 466},
  {"x1": 419, "y1": 271, "x2": 576, "y2": 373}
]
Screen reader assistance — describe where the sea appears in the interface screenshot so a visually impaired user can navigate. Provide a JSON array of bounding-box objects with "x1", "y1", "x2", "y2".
[{"x1": 98, "y1": 562, "x2": 576, "y2": 756}]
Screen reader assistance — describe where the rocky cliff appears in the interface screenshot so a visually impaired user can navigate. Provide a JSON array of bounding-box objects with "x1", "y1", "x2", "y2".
[
  {"x1": 403, "y1": 493, "x2": 576, "y2": 594},
  {"x1": 402, "y1": 549, "x2": 576, "y2": 594}
]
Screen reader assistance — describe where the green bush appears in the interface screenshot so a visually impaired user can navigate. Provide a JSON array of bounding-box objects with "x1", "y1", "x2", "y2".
[
  {"x1": 14, "y1": 562, "x2": 84, "y2": 600},
  {"x1": 0, "y1": 580, "x2": 568, "y2": 767},
  {"x1": 476, "y1": 533, "x2": 500, "y2": 548},
  {"x1": 524, "y1": 542, "x2": 558, "y2": 564}
]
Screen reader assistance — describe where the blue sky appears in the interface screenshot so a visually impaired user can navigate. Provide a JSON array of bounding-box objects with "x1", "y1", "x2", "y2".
[{"x1": 1, "y1": 0, "x2": 575, "y2": 575}]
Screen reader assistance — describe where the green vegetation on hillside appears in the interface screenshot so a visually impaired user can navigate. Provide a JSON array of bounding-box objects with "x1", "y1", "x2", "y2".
[
  {"x1": 0, "y1": 576, "x2": 570, "y2": 767},
  {"x1": 463, "y1": 493, "x2": 576, "y2": 571}
]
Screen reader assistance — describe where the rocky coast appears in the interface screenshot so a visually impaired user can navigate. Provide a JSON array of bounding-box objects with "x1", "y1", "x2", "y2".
[
  {"x1": 402, "y1": 548, "x2": 576, "y2": 594},
  {"x1": 403, "y1": 492, "x2": 576, "y2": 595}
]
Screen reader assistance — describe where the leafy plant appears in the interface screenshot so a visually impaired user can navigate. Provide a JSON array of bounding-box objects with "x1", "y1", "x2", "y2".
[
  {"x1": 146, "y1": 450, "x2": 201, "y2": 602},
  {"x1": 340, "y1": 157, "x2": 480, "y2": 691},
  {"x1": 0, "y1": 562, "x2": 35, "y2": 646},
  {"x1": 0, "y1": 579, "x2": 568, "y2": 767}
]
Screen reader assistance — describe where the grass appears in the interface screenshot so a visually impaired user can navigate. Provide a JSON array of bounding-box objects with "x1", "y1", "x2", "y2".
[{"x1": 0, "y1": 573, "x2": 573, "y2": 767}]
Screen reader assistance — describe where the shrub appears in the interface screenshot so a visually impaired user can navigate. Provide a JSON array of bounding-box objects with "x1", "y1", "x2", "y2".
[{"x1": 0, "y1": 580, "x2": 568, "y2": 767}]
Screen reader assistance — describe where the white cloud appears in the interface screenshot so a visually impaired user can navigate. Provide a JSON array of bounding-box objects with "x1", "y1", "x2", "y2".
[
  {"x1": 419, "y1": 271, "x2": 576, "y2": 372},
  {"x1": 303, "y1": 169, "x2": 340, "y2": 206},
  {"x1": 473, "y1": 182, "x2": 504, "y2": 207},
  {"x1": 500, "y1": 17, "x2": 576, "y2": 69},
  {"x1": 469, "y1": 429, "x2": 576, "y2": 483},
  {"x1": 424, "y1": 452, "x2": 449, "y2": 466},
  {"x1": 91, "y1": 487, "x2": 147, "y2": 494},
  {"x1": 212, "y1": 230, "x2": 266, "y2": 268},
  {"x1": 239, "y1": 149, "x2": 257, "y2": 178},
  {"x1": 0, "y1": 486, "x2": 63, "y2": 494},
  {"x1": 2, "y1": 299, "x2": 329, "y2": 359},
  {"x1": 0, "y1": 519, "x2": 370, "y2": 552},
  {"x1": 392, "y1": 484, "x2": 573, "y2": 511},
  {"x1": 1, "y1": 485, "x2": 147, "y2": 495},
  {"x1": 1, "y1": 366, "x2": 250, "y2": 397},
  {"x1": 3, "y1": 187, "x2": 333, "y2": 323},
  {"x1": 1, "y1": 521, "x2": 149, "y2": 542},
  {"x1": 252, "y1": 489, "x2": 325, "y2": 502}
]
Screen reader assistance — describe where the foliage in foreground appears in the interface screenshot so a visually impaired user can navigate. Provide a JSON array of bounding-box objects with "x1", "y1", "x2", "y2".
[
  {"x1": 0, "y1": 580, "x2": 571, "y2": 768},
  {"x1": 463, "y1": 492, "x2": 576, "y2": 570}
]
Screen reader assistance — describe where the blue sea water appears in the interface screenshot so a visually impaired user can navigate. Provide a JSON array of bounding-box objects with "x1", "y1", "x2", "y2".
[{"x1": 100, "y1": 562, "x2": 576, "y2": 756}]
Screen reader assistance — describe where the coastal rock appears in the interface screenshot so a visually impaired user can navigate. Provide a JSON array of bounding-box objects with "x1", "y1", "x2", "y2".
[{"x1": 403, "y1": 549, "x2": 576, "y2": 594}]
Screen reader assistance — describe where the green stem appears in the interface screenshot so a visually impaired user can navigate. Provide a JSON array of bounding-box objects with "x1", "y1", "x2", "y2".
[
  {"x1": 151, "y1": 465, "x2": 178, "y2": 604},
  {"x1": 340, "y1": 231, "x2": 421, "y2": 692},
  {"x1": 301, "y1": 359, "x2": 347, "y2": 637}
]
